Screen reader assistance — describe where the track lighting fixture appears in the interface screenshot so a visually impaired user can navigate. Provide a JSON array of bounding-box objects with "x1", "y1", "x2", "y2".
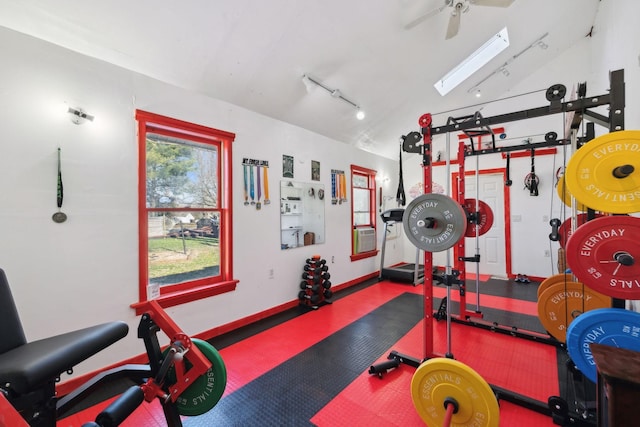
[{"x1": 302, "y1": 74, "x2": 365, "y2": 120}]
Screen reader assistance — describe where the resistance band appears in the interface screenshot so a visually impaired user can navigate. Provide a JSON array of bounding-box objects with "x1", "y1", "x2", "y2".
[{"x1": 396, "y1": 143, "x2": 406, "y2": 206}]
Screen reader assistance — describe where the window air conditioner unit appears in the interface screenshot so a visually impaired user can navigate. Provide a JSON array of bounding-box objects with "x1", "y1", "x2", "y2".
[{"x1": 355, "y1": 227, "x2": 376, "y2": 253}]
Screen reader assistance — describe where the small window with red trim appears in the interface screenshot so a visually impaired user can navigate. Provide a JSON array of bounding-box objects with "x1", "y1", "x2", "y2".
[
  {"x1": 134, "y1": 110, "x2": 237, "y2": 309},
  {"x1": 350, "y1": 165, "x2": 378, "y2": 261}
]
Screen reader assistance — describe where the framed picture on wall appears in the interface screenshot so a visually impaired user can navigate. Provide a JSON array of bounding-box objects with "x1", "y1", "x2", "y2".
[
  {"x1": 311, "y1": 160, "x2": 320, "y2": 181},
  {"x1": 283, "y1": 154, "x2": 294, "y2": 178}
]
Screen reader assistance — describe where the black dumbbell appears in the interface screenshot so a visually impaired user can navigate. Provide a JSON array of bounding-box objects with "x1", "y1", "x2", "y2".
[
  {"x1": 321, "y1": 272, "x2": 331, "y2": 280},
  {"x1": 298, "y1": 290, "x2": 321, "y2": 304},
  {"x1": 304, "y1": 265, "x2": 323, "y2": 274},
  {"x1": 322, "y1": 280, "x2": 332, "y2": 289},
  {"x1": 323, "y1": 289, "x2": 333, "y2": 299},
  {"x1": 301, "y1": 273, "x2": 321, "y2": 283},
  {"x1": 299, "y1": 281, "x2": 321, "y2": 292}
]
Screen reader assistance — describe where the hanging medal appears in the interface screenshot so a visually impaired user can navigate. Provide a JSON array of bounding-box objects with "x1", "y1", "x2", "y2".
[
  {"x1": 243, "y1": 164, "x2": 249, "y2": 205},
  {"x1": 263, "y1": 166, "x2": 270, "y2": 205},
  {"x1": 256, "y1": 165, "x2": 262, "y2": 210},
  {"x1": 249, "y1": 164, "x2": 255, "y2": 205},
  {"x1": 52, "y1": 147, "x2": 68, "y2": 223}
]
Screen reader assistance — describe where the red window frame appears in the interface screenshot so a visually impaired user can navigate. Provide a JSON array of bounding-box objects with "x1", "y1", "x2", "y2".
[
  {"x1": 350, "y1": 165, "x2": 378, "y2": 261},
  {"x1": 132, "y1": 110, "x2": 238, "y2": 313}
]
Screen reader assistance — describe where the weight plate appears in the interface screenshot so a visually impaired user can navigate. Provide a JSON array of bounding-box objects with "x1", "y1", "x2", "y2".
[
  {"x1": 537, "y1": 274, "x2": 580, "y2": 299},
  {"x1": 462, "y1": 199, "x2": 494, "y2": 237},
  {"x1": 565, "y1": 216, "x2": 640, "y2": 299},
  {"x1": 546, "y1": 84, "x2": 567, "y2": 101},
  {"x1": 556, "y1": 175, "x2": 588, "y2": 212},
  {"x1": 164, "y1": 338, "x2": 227, "y2": 416},
  {"x1": 566, "y1": 308, "x2": 640, "y2": 383},
  {"x1": 403, "y1": 193, "x2": 467, "y2": 252},
  {"x1": 411, "y1": 358, "x2": 499, "y2": 427},
  {"x1": 537, "y1": 281, "x2": 611, "y2": 342},
  {"x1": 564, "y1": 130, "x2": 640, "y2": 214},
  {"x1": 557, "y1": 213, "x2": 604, "y2": 248}
]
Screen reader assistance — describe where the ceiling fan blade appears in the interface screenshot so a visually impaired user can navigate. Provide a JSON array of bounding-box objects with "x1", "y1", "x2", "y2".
[
  {"x1": 445, "y1": 9, "x2": 462, "y2": 39},
  {"x1": 470, "y1": 0, "x2": 515, "y2": 7},
  {"x1": 404, "y1": 2, "x2": 449, "y2": 30}
]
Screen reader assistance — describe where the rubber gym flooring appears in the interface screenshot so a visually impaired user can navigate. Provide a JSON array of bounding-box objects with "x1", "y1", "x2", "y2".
[{"x1": 61, "y1": 275, "x2": 574, "y2": 427}]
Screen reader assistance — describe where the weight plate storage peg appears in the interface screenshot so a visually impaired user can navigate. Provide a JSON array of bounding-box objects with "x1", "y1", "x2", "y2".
[
  {"x1": 564, "y1": 130, "x2": 640, "y2": 214},
  {"x1": 565, "y1": 215, "x2": 640, "y2": 300},
  {"x1": 403, "y1": 193, "x2": 468, "y2": 252},
  {"x1": 411, "y1": 358, "x2": 499, "y2": 427},
  {"x1": 566, "y1": 308, "x2": 640, "y2": 383},
  {"x1": 163, "y1": 338, "x2": 227, "y2": 416},
  {"x1": 462, "y1": 198, "x2": 494, "y2": 237},
  {"x1": 537, "y1": 281, "x2": 611, "y2": 343}
]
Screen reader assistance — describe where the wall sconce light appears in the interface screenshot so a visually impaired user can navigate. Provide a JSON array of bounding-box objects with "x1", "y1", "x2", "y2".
[
  {"x1": 302, "y1": 74, "x2": 365, "y2": 120},
  {"x1": 67, "y1": 107, "x2": 94, "y2": 125}
]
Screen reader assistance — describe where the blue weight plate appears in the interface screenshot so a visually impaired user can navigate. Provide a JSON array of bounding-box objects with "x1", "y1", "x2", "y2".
[{"x1": 566, "y1": 308, "x2": 640, "y2": 383}]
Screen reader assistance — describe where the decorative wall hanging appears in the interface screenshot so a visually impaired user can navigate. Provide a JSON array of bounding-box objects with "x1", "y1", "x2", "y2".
[
  {"x1": 331, "y1": 169, "x2": 347, "y2": 205},
  {"x1": 311, "y1": 160, "x2": 320, "y2": 181},
  {"x1": 242, "y1": 158, "x2": 270, "y2": 210},
  {"x1": 282, "y1": 155, "x2": 294, "y2": 178}
]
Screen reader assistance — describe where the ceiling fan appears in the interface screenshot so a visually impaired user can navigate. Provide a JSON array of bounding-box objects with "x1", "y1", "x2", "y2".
[{"x1": 405, "y1": 0, "x2": 515, "y2": 39}]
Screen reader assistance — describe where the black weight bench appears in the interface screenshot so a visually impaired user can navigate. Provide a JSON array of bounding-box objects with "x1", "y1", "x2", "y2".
[{"x1": 0, "y1": 268, "x2": 129, "y2": 426}]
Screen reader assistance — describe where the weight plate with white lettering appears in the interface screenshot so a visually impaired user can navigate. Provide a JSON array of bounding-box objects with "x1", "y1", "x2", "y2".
[
  {"x1": 462, "y1": 198, "x2": 494, "y2": 237},
  {"x1": 566, "y1": 308, "x2": 640, "y2": 383},
  {"x1": 537, "y1": 281, "x2": 611, "y2": 343},
  {"x1": 564, "y1": 130, "x2": 640, "y2": 214},
  {"x1": 557, "y1": 213, "x2": 604, "y2": 248},
  {"x1": 565, "y1": 215, "x2": 640, "y2": 300},
  {"x1": 556, "y1": 175, "x2": 588, "y2": 212},
  {"x1": 403, "y1": 193, "x2": 467, "y2": 252},
  {"x1": 411, "y1": 358, "x2": 499, "y2": 427},
  {"x1": 537, "y1": 274, "x2": 580, "y2": 299},
  {"x1": 164, "y1": 338, "x2": 227, "y2": 416}
]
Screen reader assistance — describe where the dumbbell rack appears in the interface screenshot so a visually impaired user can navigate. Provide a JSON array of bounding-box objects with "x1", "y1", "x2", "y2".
[{"x1": 298, "y1": 255, "x2": 332, "y2": 310}]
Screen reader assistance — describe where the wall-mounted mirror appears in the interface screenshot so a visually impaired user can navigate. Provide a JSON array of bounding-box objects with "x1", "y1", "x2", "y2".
[{"x1": 280, "y1": 181, "x2": 325, "y2": 250}]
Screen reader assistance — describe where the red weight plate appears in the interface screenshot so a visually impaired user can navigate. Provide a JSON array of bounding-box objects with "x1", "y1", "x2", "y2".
[
  {"x1": 566, "y1": 216, "x2": 640, "y2": 299},
  {"x1": 557, "y1": 213, "x2": 604, "y2": 248},
  {"x1": 463, "y1": 199, "x2": 494, "y2": 237}
]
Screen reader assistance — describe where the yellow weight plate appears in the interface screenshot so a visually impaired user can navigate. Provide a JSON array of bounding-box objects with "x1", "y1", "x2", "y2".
[
  {"x1": 556, "y1": 175, "x2": 588, "y2": 212},
  {"x1": 537, "y1": 274, "x2": 579, "y2": 299},
  {"x1": 411, "y1": 358, "x2": 499, "y2": 427},
  {"x1": 565, "y1": 130, "x2": 640, "y2": 214},
  {"x1": 537, "y1": 281, "x2": 611, "y2": 343}
]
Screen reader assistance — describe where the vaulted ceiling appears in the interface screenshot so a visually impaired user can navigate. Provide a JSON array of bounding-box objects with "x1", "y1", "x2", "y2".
[{"x1": 0, "y1": 0, "x2": 600, "y2": 158}]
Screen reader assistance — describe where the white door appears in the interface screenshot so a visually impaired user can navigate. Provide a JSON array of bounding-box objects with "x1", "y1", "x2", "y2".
[{"x1": 464, "y1": 172, "x2": 507, "y2": 278}]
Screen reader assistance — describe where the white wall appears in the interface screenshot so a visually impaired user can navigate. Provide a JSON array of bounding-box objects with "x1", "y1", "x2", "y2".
[
  {"x1": 0, "y1": 27, "x2": 401, "y2": 377},
  {"x1": 401, "y1": 1, "x2": 640, "y2": 279}
]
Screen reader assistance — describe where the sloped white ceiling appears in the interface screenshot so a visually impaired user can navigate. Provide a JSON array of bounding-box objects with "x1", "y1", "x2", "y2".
[{"x1": 0, "y1": 0, "x2": 600, "y2": 158}]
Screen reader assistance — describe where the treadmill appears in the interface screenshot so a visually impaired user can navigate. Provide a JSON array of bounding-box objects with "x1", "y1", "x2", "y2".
[{"x1": 379, "y1": 208, "x2": 424, "y2": 285}]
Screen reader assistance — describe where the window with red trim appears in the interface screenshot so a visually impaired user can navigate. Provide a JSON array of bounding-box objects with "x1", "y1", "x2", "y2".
[
  {"x1": 133, "y1": 110, "x2": 237, "y2": 310},
  {"x1": 350, "y1": 165, "x2": 378, "y2": 261}
]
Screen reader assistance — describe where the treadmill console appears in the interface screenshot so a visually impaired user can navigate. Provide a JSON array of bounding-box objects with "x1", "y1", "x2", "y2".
[{"x1": 380, "y1": 208, "x2": 405, "y2": 223}]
